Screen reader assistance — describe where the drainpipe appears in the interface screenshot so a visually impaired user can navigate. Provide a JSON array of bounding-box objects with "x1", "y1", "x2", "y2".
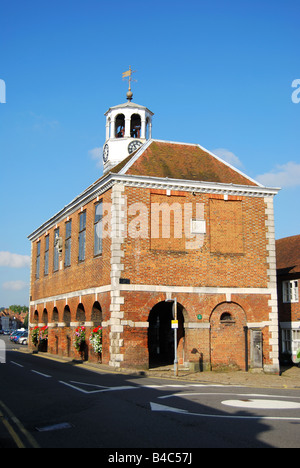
[{"x1": 244, "y1": 326, "x2": 249, "y2": 372}]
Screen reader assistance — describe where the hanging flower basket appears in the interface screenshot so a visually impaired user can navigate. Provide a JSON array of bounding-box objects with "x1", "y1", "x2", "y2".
[
  {"x1": 74, "y1": 326, "x2": 86, "y2": 352},
  {"x1": 40, "y1": 325, "x2": 48, "y2": 342},
  {"x1": 90, "y1": 326, "x2": 103, "y2": 355},
  {"x1": 31, "y1": 326, "x2": 39, "y2": 346}
]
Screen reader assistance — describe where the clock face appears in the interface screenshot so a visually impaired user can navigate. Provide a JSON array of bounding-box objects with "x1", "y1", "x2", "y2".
[
  {"x1": 128, "y1": 140, "x2": 143, "y2": 154},
  {"x1": 103, "y1": 143, "x2": 109, "y2": 162}
]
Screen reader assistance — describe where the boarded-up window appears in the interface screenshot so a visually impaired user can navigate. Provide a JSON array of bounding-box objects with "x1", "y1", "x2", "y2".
[
  {"x1": 210, "y1": 199, "x2": 244, "y2": 254},
  {"x1": 150, "y1": 193, "x2": 185, "y2": 251}
]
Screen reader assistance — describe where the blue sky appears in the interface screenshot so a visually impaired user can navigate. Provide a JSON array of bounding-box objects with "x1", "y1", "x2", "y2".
[{"x1": 0, "y1": 0, "x2": 299, "y2": 307}]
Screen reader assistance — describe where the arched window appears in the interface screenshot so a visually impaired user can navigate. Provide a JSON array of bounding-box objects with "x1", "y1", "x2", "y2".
[
  {"x1": 115, "y1": 114, "x2": 125, "y2": 138},
  {"x1": 130, "y1": 114, "x2": 141, "y2": 138},
  {"x1": 220, "y1": 312, "x2": 234, "y2": 323}
]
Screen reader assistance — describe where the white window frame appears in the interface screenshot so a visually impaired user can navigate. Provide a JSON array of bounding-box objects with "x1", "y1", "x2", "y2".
[
  {"x1": 282, "y1": 280, "x2": 299, "y2": 303},
  {"x1": 281, "y1": 327, "x2": 300, "y2": 356}
]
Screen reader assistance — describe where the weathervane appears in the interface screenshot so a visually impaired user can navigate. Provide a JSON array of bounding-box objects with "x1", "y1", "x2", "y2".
[{"x1": 122, "y1": 66, "x2": 137, "y2": 101}]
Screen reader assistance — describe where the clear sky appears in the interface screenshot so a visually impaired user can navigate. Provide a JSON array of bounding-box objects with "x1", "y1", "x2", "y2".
[{"x1": 0, "y1": 0, "x2": 299, "y2": 307}]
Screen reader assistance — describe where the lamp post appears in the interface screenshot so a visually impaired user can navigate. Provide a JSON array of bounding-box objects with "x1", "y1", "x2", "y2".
[{"x1": 166, "y1": 298, "x2": 178, "y2": 377}]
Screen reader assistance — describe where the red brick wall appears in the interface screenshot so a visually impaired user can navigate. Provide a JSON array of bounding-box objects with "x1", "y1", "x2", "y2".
[
  {"x1": 29, "y1": 183, "x2": 274, "y2": 370},
  {"x1": 122, "y1": 187, "x2": 269, "y2": 289}
]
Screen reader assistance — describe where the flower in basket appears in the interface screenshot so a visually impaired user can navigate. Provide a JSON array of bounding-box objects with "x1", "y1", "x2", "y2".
[
  {"x1": 74, "y1": 326, "x2": 86, "y2": 352},
  {"x1": 90, "y1": 326, "x2": 103, "y2": 354},
  {"x1": 40, "y1": 325, "x2": 48, "y2": 341},
  {"x1": 31, "y1": 326, "x2": 39, "y2": 346}
]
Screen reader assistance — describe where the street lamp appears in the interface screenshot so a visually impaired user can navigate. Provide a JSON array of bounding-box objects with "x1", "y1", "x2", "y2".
[{"x1": 165, "y1": 298, "x2": 178, "y2": 377}]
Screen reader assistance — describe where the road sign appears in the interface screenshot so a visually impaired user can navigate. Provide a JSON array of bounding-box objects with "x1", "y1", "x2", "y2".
[{"x1": 171, "y1": 320, "x2": 178, "y2": 329}]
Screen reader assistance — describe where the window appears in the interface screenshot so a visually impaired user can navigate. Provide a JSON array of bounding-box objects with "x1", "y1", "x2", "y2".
[
  {"x1": 44, "y1": 236, "x2": 49, "y2": 276},
  {"x1": 65, "y1": 220, "x2": 72, "y2": 267},
  {"x1": 115, "y1": 114, "x2": 125, "y2": 138},
  {"x1": 36, "y1": 241, "x2": 41, "y2": 279},
  {"x1": 94, "y1": 201, "x2": 103, "y2": 256},
  {"x1": 282, "y1": 328, "x2": 300, "y2": 355},
  {"x1": 220, "y1": 312, "x2": 234, "y2": 323},
  {"x1": 130, "y1": 114, "x2": 141, "y2": 138},
  {"x1": 283, "y1": 280, "x2": 299, "y2": 303},
  {"x1": 53, "y1": 228, "x2": 60, "y2": 272},
  {"x1": 78, "y1": 211, "x2": 86, "y2": 262}
]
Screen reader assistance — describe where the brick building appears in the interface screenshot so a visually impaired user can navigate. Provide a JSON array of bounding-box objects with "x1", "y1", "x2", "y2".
[
  {"x1": 28, "y1": 90, "x2": 280, "y2": 373},
  {"x1": 276, "y1": 235, "x2": 300, "y2": 364}
]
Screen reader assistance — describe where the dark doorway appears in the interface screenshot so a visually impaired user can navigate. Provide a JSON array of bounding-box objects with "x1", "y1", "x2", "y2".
[{"x1": 148, "y1": 301, "x2": 185, "y2": 368}]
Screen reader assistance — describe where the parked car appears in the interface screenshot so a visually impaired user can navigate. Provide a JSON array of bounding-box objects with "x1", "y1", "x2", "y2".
[
  {"x1": 18, "y1": 331, "x2": 28, "y2": 345},
  {"x1": 10, "y1": 329, "x2": 26, "y2": 343}
]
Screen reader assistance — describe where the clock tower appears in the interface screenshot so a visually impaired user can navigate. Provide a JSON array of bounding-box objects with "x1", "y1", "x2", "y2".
[{"x1": 102, "y1": 67, "x2": 154, "y2": 174}]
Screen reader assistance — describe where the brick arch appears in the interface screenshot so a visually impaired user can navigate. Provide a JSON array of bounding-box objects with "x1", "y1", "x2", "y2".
[
  {"x1": 210, "y1": 302, "x2": 247, "y2": 371},
  {"x1": 52, "y1": 307, "x2": 59, "y2": 323},
  {"x1": 91, "y1": 301, "x2": 102, "y2": 326},
  {"x1": 147, "y1": 299, "x2": 186, "y2": 368},
  {"x1": 32, "y1": 310, "x2": 39, "y2": 324},
  {"x1": 41, "y1": 308, "x2": 48, "y2": 325},
  {"x1": 76, "y1": 303, "x2": 86, "y2": 323}
]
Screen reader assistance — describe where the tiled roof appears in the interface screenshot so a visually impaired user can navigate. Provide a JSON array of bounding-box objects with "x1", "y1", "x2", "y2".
[
  {"x1": 276, "y1": 235, "x2": 300, "y2": 274},
  {"x1": 120, "y1": 140, "x2": 260, "y2": 186}
]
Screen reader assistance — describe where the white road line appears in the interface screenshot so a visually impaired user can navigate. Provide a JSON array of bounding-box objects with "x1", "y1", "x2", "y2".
[
  {"x1": 150, "y1": 402, "x2": 300, "y2": 421},
  {"x1": 159, "y1": 392, "x2": 300, "y2": 400},
  {"x1": 59, "y1": 381, "x2": 135, "y2": 394},
  {"x1": 31, "y1": 370, "x2": 52, "y2": 378},
  {"x1": 10, "y1": 361, "x2": 24, "y2": 368}
]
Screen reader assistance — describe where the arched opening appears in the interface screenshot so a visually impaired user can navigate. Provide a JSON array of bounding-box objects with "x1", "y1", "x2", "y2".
[
  {"x1": 52, "y1": 307, "x2": 59, "y2": 324},
  {"x1": 92, "y1": 301, "x2": 102, "y2": 327},
  {"x1": 146, "y1": 117, "x2": 150, "y2": 140},
  {"x1": 115, "y1": 114, "x2": 125, "y2": 138},
  {"x1": 42, "y1": 308, "x2": 48, "y2": 325},
  {"x1": 220, "y1": 312, "x2": 234, "y2": 323},
  {"x1": 63, "y1": 305, "x2": 71, "y2": 327},
  {"x1": 130, "y1": 114, "x2": 141, "y2": 138},
  {"x1": 33, "y1": 310, "x2": 39, "y2": 324},
  {"x1": 76, "y1": 303, "x2": 86, "y2": 324},
  {"x1": 148, "y1": 301, "x2": 185, "y2": 368}
]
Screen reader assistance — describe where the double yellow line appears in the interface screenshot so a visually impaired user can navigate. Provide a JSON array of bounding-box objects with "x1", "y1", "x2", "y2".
[{"x1": 0, "y1": 400, "x2": 39, "y2": 448}]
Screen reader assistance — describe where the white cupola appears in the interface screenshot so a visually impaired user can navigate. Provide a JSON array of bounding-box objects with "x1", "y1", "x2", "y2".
[{"x1": 102, "y1": 68, "x2": 154, "y2": 174}]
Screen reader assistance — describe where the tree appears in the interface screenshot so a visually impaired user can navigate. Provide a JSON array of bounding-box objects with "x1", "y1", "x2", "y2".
[{"x1": 9, "y1": 305, "x2": 29, "y2": 315}]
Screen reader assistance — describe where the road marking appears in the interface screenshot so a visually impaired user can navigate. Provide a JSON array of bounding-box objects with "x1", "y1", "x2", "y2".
[
  {"x1": 59, "y1": 380, "x2": 135, "y2": 394},
  {"x1": 10, "y1": 361, "x2": 24, "y2": 368},
  {"x1": 159, "y1": 392, "x2": 300, "y2": 400},
  {"x1": 36, "y1": 422, "x2": 72, "y2": 432},
  {"x1": 0, "y1": 400, "x2": 40, "y2": 448},
  {"x1": 0, "y1": 410, "x2": 25, "y2": 448},
  {"x1": 222, "y1": 399, "x2": 300, "y2": 410},
  {"x1": 31, "y1": 370, "x2": 52, "y2": 378},
  {"x1": 150, "y1": 402, "x2": 300, "y2": 421}
]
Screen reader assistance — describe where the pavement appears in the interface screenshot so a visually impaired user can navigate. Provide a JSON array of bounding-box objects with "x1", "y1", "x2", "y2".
[{"x1": 25, "y1": 348, "x2": 300, "y2": 389}]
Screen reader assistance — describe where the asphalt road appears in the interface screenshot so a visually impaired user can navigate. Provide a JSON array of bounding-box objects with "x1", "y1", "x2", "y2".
[{"x1": 1, "y1": 337, "x2": 300, "y2": 450}]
